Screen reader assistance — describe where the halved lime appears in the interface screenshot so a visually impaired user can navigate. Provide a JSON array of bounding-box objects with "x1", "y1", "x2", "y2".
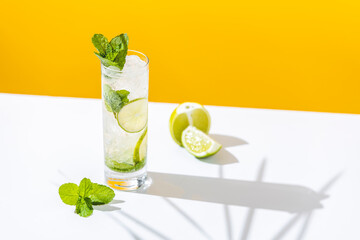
[
  {"x1": 181, "y1": 126, "x2": 221, "y2": 158},
  {"x1": 133, "y1": 127, "x2": 148, "y2": 163},
  {"x1": 117, "y1": 98, "x2": 148, "y2": 133},
  {"x1": 169, "y1": 102, "x2": 211, "y2": 146}
]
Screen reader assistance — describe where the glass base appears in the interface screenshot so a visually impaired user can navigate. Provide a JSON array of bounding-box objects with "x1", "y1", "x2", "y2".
[{"x1": 105, "y1": 166, "x2": 149, "y2": 191}]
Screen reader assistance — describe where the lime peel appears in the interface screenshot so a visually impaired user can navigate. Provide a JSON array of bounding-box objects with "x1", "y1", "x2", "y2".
[{"x1": 133, "y1": 127, "x2": 148, "y2": 163}]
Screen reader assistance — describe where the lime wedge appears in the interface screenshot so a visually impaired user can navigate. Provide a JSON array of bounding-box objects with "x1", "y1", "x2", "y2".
[
  {"x1": 169, "y1": 102, "x2": 211, "y2": 146},
  {"x1": 181, "y1": 126, "x2": 221, "y2": 158},
  {"x1": 133, "y1": 127, "x2": 148, "y2": 163},
  {"x1": 117, "y1": 98, "x2": 148, "y2": 133}
]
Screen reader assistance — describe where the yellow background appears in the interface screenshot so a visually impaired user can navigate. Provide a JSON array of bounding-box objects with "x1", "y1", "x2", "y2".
[{"x1": 1, "y1": 0, "x2": 359, "y2": 114}]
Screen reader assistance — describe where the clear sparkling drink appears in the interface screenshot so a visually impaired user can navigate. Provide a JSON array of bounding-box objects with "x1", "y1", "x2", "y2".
[{"x1": 101, "y1": 50, "x2": 149, "y2": 190}]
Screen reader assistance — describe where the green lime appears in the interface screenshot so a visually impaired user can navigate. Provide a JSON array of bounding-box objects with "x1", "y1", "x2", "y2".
[
  {"x1": 133, "y1": 127, "x2": 148, "y2": 163},
  {"x1": 169, "y1": 102, "x2": 211, "y2": 146},
  {"x1": 117, "y1": 98, "x2": 148, "y2": 133},
  {"x1": 181, "y1": 126, "x2": 221, "y2": 158}
]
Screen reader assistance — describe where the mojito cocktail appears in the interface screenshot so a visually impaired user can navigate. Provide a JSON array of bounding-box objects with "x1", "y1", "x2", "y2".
[{"x1": 92, "y1": 34, "x2": 149, "y2": 190}]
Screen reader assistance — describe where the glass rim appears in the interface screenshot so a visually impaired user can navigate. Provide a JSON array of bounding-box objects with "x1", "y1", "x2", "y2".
[{"x1": 101, "y1": 49, "x2": 149, "y2": 73}]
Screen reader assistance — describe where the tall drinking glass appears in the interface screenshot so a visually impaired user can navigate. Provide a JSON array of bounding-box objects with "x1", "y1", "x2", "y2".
[{"x1": 101, "y1": 50, "x2": 149, "y2": 190}]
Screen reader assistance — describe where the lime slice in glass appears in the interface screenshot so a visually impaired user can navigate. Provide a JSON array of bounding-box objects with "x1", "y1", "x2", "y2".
[
  {"x1": 181, "y1": 126, "x2": 221, "y2": 158},
  {"x1": 169, "y1": 102, "x2": 211, "y2": 146},
  {"x1": 117, "y1": 98, "x2": 148, "y2": 133},
  {"x1": 133, "y1": 127, "x2": 148, "y2": 163}
]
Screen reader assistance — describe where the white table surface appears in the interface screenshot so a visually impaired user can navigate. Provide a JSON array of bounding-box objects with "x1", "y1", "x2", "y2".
[{"x1": 0, "y1": 93, "x2": 360, "y2": 240}]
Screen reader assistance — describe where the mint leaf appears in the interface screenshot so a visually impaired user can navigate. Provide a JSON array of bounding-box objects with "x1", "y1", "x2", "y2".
[
  {"x1": 92, "y1": 33, "x2": 129, "y2": 70},
  {"x1": 116, "y1": 90, "x2": 130, "y2": 104},
  {"x1": 92, "y1": 34, "x2": 109, "y2": 57},
  {"x1": 75, "y1": 197, "x2": 93, "y2": 217},
  {"x1": 104, "y1": 101, "x2": 112, "y2": 112},
  {"x1": 78, "y1": 178, "x2": 93, "y2": 198},
  {"x1": 89, "y1": 183, "x2": 115, "y2": 205},
  {"x1": 112, "y1": 34, "x2": 129, "y2": 70},
  {"x1": 108, "y1": 35, "x2": 123, "y2": 61},
  {"x1": 116, "y1": 89, "x2": 129, "y2": 99},
  {"x1": 59, "y1": 178, "x2": 120, "y2": 218},
  {"x1": 95, "y1": 52, "x2": 117, "y2": 67},
  {"x1": 105, "y1": 44, "x2": 112, "y2": 57},
  {"x1": 110, "y1": 35, "x2": 125, "y2": 53},
  {"x1": 59, "y1": 183, "x2": 79, "y2": 205},
  {"x1": 103, "y1": 84, "x2": 123, "y2": 114},
  {"x1": 103, "y1": 85, "x2": 131, "y2": 120}
]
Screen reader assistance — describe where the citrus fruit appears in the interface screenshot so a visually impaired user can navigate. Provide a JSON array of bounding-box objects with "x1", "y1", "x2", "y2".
[
  {"x1": 181, "y1": 126, "x2": 221, "y2": 158},
  {"x1": 169, "y1": 102, "x2": 210, "y2": 146},
  {"x1": 117, "y1": 98, "x2": 147, "y2": 133},
  {"x1": 133, "y1": 127, "x2": 148, "y2": 163}
]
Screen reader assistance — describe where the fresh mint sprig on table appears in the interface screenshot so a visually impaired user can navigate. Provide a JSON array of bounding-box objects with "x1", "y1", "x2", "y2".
[
  {"x1": 103, "y1": 84, "x2": 130, "y2": 118},
  {"x1": 92, "y1": 33, "x2": 129, "y2": 70},
  {"x1": 59, "y1": 178, "x2": 115, "y2": 217}
]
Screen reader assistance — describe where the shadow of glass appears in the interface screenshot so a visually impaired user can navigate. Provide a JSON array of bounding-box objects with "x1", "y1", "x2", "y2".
[
  {"x1": 139, "y1": 172, "x2": 327, "y2": 213},
  {"x1": 271, "y1": 172, "x2": 342, "y2": 240},
  {"x1": 209, "y1": 134, "x2": 248, "y2": 148},
  {"x1": 201, "y1": 148, "x2": 239, "y2": 165}
]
